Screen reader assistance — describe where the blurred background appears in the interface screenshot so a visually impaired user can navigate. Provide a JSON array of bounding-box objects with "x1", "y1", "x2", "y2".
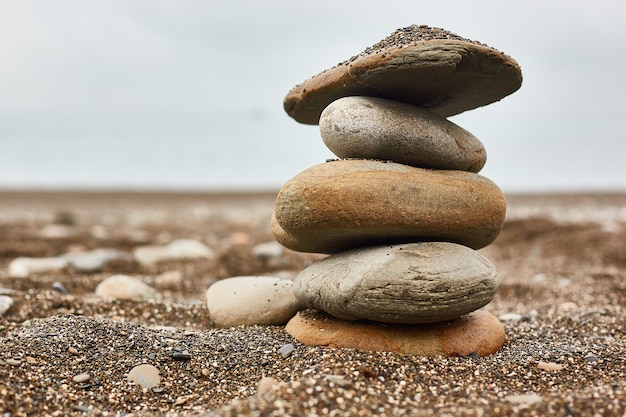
[{"x1": 1, "y1": 0, "x2": 625, "y2": 193}]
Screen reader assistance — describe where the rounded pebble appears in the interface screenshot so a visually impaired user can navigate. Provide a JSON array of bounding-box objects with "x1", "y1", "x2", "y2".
[
  {"x1": 272, "y1": 159, "x2": 506, "y2": 253},
  {"x1": 8, "y1": 257, "x2": 68, "y2": 278},
  {"x1": 95, "y1": 275, "x2": 162, "y2": 301},
  {"x1": 205, "y1": 276, "x2": 304, "y2": 328},
  {"x1": 278, "y1": 343, "x2": 295, "y2": 358},
  {"x1": 171, "y1": 350, "x2": 191, "y2": 361},
  {"x1": 293, "y1": 242, "x2": 498, "y2": 324},
  {"x1": 7, "y1": 358, "x2": 21, "y2": 366},
  {"x1": 133, "y1": 239, "x2": 214, "y2": 266},
  {"x1": 127, "y1": 364, "x2": 161, "y2": 389},
  {"x1": 0, "y1": 295, "x2": 14, "y2": 317},
  {"x1": 320, "y1": 96, "x2": 486, "y2": 172},
  {"x1": 73, "y1": 373, "x2": 91, "y2": 383}
]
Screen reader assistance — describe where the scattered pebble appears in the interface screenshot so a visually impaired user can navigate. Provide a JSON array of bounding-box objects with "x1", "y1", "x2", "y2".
[
  {"x1": 127, "y1": 364, "x2": 161, "y2": 389},
  {"x1": 279, "y1": 343, "x2": 295, "y2": 358},
  {"x1": 154, "y1": 270, "x2": 184, "y2": 289},
  {"x1": 61, "y1": 248, "x2": 133, "y2": 272},
  {"x1": 0, "y1": 295, "x2": 14, "y2": 316},
  {"x1": 52, "y1": 282, "x2": 70, "y2": 294},
  {"x1": 95, "y1": 275, "x2": 162, "y2": 301},
  {"x1": 72, "y1": 373, "x2": 91, "y2": 383},
  {"x1": 68, "y1": 347, "x2": 79, "y2": 355},
  {"x1": 7, "y1": 358, "x2": 21, "y2": 366},
  {"x1": 206, "y1": 276, "x2": 303, "y2": 327},
  {"x1": 584, "y1": 353, "x2": 599, "y2": 363},
  {"x1": 8, "y1": 257, "x2": 68, "y2": 278},
  {"x1": 133, "y1": 239, "x2": 214, "y2": 266},
  {"x1": 537, "y1": 361, "x2": 565, "y2": 371},
  {"x1": 72, "y1": 405, "x2": 92, "y2": 413},
  {"x1": 252, "y1": 241, "x2": 284, "y2": 260},
  {"x1": 499, "y1": 312, "x2": 523, "y2": 321},
  {"x1": 171, "y1": 350, "x2": 191, "y2": 361}
]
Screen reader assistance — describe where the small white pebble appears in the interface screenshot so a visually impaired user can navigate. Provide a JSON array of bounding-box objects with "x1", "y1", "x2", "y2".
[
  {"x1": 278, "y1": 343, "x2": 295, "y2": 358},
  {"x1": 73, "y1": 373, "x2": 91, "y2": 383}
]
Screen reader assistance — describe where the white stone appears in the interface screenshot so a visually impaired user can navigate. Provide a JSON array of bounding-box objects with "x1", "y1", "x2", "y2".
[
  {"x1": 252, "y1": 241, "x2": 284, "y2": 260},
  {"x1": 0, "y1": 295, "x2": 14, "y2": 316},
  {"x1": 61, "y1": 249, "x2": 132, "y2": 272},
  {"x1": 95, "y1": 275, "x2": 162, "y2": 301},
  {"x1": 127, "y1": 364, "x2": 161, "y2": 389},
  {"x1": 8, "y1": 257, "x2": 69, "y2": 278},
  {"x1": 133, "y1": 239, "x2": 214, "y2": 265},
  {"x1": 205, "y1": 276, "x2": 304, "y2": 327}
]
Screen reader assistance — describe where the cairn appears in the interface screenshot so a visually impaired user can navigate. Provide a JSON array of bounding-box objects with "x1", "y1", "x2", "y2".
[{"x1": 274, "y1": 25, "x2": 522, "y2": 356}]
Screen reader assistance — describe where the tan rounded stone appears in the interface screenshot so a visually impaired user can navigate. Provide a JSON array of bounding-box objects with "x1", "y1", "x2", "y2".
[
  {"x1": 320, "y1": 96, "x2": 486, "y2": 172},
  {"x1": 272, "y1": 159, "x2": 506, "y2": 253},
  {"x1": 293, "y1": 243, "x2": 498, "y2": 324},
  {"x1": 205, "y1": 276, "x2": 303, "y2": 327},
  {"x1": 285, "y1": 309, "x2": 505, "y2": 357},
  {"x1": 284, "y1": 26, "x2": 522, "y2": 125}
]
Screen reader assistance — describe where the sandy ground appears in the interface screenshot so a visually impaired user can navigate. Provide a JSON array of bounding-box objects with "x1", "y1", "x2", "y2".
[{"x1": 0, "y1": 190, "x2": 624, "y2": 416}]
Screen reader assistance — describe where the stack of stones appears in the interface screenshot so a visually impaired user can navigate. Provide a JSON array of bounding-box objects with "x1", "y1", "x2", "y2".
[{"x1": 273, "y1": 25, "x2": 522, "y2": 357}]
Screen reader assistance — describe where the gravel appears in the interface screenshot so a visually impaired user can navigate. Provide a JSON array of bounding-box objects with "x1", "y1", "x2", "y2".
[{"x1": 0, "y1": 191, "x2": 624, "y2": 416}]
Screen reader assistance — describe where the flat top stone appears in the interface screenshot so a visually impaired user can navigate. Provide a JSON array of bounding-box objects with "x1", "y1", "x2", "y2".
[{"x1": 284, "y1": 24, "x2": 522, "y2": 125}]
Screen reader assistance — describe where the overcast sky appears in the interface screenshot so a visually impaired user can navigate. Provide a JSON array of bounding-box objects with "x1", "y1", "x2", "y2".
[{"x1": 1, "y1": 1, "x2": 625, "y2": 192}]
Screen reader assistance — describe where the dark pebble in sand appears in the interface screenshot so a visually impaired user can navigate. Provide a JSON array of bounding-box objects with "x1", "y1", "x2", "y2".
[
  {"x1": 73, "y1": 405, "x2": 92, "y2": 413},
  {"x1": 584, "y1": 353, "x2": 599, "y2": 363},
  {"x1": 52, "y1": 282, "x2": 69, "y2": 294},
  {"x1": 171, "y1": 350, "x2": 191, "y2": 361}
]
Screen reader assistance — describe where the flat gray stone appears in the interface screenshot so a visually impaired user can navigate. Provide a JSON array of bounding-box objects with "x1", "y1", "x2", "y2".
[
  {"x1": 320, "y1": 96, "x2": 486, "y2": 172},
  {"x1": 293, "y1": 242, "x2": 498, "y2": 324}
]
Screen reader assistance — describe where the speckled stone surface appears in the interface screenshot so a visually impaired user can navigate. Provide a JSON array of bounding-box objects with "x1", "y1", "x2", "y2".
[
  {"x1": 284, "y1": 25, "x2": 522, "y2": 124},
  {"x1": 293, "y1": 242, "x2": 498, "y2": 324},
  {"x1": 272, "y1": 159, "x2": 506, "y2": 253},
  {"x1": 285, "y1": 309, "x2": 506, "y2": 357},
  {"x1": 320, "y1": 96, "x2": 486, "y2": 172}
]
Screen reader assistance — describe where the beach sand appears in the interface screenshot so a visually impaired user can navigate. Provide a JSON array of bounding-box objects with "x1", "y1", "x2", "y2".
[{"x1": 0, "y1": 190, "x2": 624, "y2": 416}]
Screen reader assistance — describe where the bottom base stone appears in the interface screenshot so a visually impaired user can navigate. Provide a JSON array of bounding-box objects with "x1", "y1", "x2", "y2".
[{"x1": 285, "y1": 309, "x2": 505, "y2": 357}]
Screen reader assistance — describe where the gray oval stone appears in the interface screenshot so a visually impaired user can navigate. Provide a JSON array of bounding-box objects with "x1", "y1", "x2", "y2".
[
  {"x1": 293, "y1": 242, "x2": 498, "y2": 324},
  {"x1": 320, "y1": 96, "x2": 486, "y2": 172}
]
